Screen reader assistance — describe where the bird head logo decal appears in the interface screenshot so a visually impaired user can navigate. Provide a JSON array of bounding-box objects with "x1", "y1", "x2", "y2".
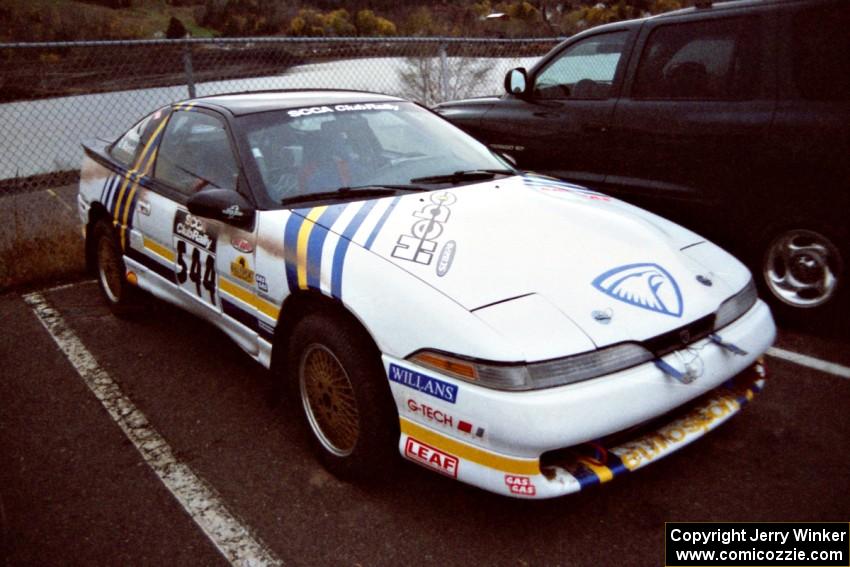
[{"x1": 592, "y1": 263, "x2": 683, "y2": 318}]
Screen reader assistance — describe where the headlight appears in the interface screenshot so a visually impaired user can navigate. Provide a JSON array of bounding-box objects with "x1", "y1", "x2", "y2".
[
  {"x1": 714, "y1": 278, "x2": 758, "y2": 330},
  {"x1": 408, "y1": 343, "x2": 653, "y2": 391}
]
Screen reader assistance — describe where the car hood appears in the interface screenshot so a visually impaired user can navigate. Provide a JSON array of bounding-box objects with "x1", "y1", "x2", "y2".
[{"x1": 311, "y1": 175, "x2": 749, "y2": 349}]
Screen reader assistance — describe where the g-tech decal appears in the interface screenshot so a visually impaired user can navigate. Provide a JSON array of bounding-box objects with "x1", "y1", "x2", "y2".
[
  {"x1": 592, "y1": 263, "x2": 684, "y2": 318},
  {"x1": 389, "y1": 364, "x2": 457, "y2": 404},
  {"x1": 404, "y1": 437, "x2": 459, "y2": 478},
  {"x1": 504, "y1": 475, "x2": 536, "y2": 496},
  {"x1": 405, "y1": 398, "x2": 485, "y2": 439},
  {"x1": 392, "y1": 192, "x2": 456, "y2": 265}
]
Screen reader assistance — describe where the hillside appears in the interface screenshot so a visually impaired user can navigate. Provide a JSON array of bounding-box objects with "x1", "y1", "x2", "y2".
[{"x1": 1, "y1": 0, "x2": 688, "y2": 42}]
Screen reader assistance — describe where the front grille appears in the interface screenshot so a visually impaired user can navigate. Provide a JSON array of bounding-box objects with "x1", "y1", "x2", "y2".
[{"x1": 641, "y1": 313, "x2": 715, "y2": 357}]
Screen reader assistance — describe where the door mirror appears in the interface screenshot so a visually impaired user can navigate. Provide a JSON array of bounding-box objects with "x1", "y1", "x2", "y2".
[
  {"x1": 187, "y1": 188, "x2": 255, "y2": 229},
  {"x1": 504, "y1": 68, "x2": 529, "y2": 96}
]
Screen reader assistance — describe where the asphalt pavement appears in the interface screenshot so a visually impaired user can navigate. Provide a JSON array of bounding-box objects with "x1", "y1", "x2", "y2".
[{"x1": 1, "y1": 280, "x2": 848, "y2": 567}]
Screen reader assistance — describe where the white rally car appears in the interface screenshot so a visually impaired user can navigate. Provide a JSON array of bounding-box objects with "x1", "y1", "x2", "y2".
[{"x1": 78, "y1": 90, "x2": 776, "y2": 499}]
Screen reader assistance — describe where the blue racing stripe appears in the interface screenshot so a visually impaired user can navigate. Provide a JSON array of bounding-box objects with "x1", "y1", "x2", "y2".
[
  {"x1": 283, "y1": 211, "x2": 307, "y2": 292},
  {"x1": 572, "y1": 465, "x2": 601, "y2": 489},
  {"x1": 306, "y1": 204, "x2": 346, "y2": 291},
  {"x1": 606, "y1": 452, "x2": 629, "y2": 477},
  {"x1": 364, "y1": 196, "x2": 400, "y2": 250},
  {"x1": 330, "y1": 200, "x2": 377, "y2": 299}
]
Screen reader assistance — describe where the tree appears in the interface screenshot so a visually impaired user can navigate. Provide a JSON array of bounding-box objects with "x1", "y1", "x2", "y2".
[
  {"x1": 165, "y1": 16, "x2": 188, "y2": 38},
  {"x1": 399, "y1": 54, "x2": 491, "y2": 106}
]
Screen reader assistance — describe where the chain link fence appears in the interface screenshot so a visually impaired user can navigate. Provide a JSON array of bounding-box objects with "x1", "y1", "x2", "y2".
[{"x1": 0, "y1": 37, "x2": 560, "y2": 194}]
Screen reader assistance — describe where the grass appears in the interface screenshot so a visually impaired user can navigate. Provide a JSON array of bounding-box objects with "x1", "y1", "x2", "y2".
[{"x1": 0, "y1": 0, "x2": 218, "y2": 41}]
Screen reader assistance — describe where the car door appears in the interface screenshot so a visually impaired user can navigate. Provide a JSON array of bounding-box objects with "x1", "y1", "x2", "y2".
[
  {"x1": 605, "y1": 11, "x2": 777, "y2": 232},
  {"x1": 137, "y1": 107, "x2": 259, "y2": 347},
  {"x1": 475, "y1": 28, "x2": 635, "y2": 187}
]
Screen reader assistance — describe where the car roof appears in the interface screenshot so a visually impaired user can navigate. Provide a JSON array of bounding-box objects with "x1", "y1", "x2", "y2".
[{"x1": 187, "y1": 89, "x2": 407, "y2": 116}]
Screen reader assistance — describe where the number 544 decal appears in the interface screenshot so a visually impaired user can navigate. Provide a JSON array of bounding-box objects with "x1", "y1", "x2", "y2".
[{"x1": 174, "y1": 210, "x2": 217, "y2": 305}]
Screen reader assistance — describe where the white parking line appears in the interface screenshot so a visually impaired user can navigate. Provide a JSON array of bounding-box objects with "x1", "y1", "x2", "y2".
[
  {"x1": 767, "y1": 347, "x2": 850, "y2": 380},
  {"x1": 22, "y1": 291, "x2": 283, "y2": 567}
]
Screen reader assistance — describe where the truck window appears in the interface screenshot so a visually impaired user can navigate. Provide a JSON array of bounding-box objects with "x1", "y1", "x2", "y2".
[{"x1": 633, "y1": 17, "x2": 762, "y2": 100}]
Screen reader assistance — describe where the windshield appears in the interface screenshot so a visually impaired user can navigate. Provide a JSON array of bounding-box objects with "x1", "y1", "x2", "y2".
[{"x1": 237, "y1": 101, "x2": 512, "y2": 205}]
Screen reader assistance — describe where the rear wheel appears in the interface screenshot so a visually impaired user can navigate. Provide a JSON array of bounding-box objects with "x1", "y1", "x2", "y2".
[
  {"x1": 287, "y1": 311, "x2": 399, "y2": 479},
  {"x1": 92, "y1": 220, "x2": 142, "y2": 316}
]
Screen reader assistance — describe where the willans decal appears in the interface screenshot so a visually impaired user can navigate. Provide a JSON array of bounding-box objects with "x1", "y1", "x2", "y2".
[
  {"x1": 592, "y1": 263, "x2": 683, "y2": 318},
  {"x1": 388, "y1": 364, "x2": 458, "y2": 404}
]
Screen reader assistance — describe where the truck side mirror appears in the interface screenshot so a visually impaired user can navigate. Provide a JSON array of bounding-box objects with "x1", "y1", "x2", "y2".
[{"x1": 504, "y1": 68, "x2": 529, "y2": 96}]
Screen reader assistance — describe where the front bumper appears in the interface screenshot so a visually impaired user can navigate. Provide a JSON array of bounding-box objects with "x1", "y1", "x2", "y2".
[{"x1": 384, "y1": 299, "x2": 775, "y2": 498}]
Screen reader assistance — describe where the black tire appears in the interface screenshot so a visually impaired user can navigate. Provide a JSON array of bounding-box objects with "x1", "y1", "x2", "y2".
[
  {"x1": 286, "y1": 311, "x2": 399, "y2": 480},
  {"x1": 754, "y1": 223, "x2": 847, "y2": 325},
  {"x1": 92, "y1": 219, "x2": 143, "y2": 317}
]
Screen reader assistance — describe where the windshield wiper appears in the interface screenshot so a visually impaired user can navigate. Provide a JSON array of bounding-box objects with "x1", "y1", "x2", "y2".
[
  {"x1": 280, "y1": 184, "x2": 426, "y2": 206},
  {"x1": 410, "y1": 169, "x2": 515, "y2": 185}
]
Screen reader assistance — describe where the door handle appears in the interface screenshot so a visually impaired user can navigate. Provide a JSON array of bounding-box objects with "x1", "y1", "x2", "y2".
[{"x1": 138, "y1": 200, "x2": 151, "y2": 216}]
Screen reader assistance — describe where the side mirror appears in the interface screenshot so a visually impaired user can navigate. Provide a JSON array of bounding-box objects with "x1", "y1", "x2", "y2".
[
  {"x1": 187, "y1": 188, "x2": 255, "y2": 229},
  {"x1": 504, "y1": 68, "x2": 529, "y2": 96}
]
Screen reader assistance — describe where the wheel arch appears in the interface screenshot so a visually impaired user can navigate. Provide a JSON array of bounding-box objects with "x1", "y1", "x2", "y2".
[{"x1": 270, "y1": 290, "x2": 382, "y2": 379}]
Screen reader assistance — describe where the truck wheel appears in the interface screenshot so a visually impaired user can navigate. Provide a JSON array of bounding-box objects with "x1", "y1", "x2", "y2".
[{"x1": 759, "y1": 226, "x2": 845, "y2": 323}]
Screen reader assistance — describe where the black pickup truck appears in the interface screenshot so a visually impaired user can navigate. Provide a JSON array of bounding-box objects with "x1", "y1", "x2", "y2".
[{"x1": 435, "y1": 0, "x2": 849, "y2": 322}]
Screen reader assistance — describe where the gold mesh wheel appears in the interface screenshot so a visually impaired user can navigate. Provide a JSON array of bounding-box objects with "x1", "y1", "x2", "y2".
[{"x1": 299, "y1": 344, "x2": 361, "y2": 457}]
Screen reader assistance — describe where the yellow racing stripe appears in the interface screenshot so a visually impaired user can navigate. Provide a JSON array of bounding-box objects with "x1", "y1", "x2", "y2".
[
  {"x1": 579, "y1": 459, "x2": 614, "y2": 483},
  {"x1": 143, "y1": 236, "x2": 176, "y2": 263},
  {"x1": 296, "y1": 206, "x2": 327, "y2": 289},
  {"x1": 400, "y1": 418, "x2": 540, "y2": 475},
  {"x1": 219, "y1": 278, "x2": 280, "y2": 320}
]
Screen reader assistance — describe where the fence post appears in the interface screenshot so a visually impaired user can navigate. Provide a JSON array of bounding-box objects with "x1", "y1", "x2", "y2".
[
  {"x1": 183, "y1": 44, "x2": 196, "y2": 99},
  {"x1": 438, "y1": 42, "x2": 448, "y2": 103}
]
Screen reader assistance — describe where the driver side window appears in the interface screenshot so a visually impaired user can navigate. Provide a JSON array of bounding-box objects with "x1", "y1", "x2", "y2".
[
  {"x1": 154, "y1": 111, "x2": 239, "y2": 196},
  {"x1": 534, "y1": 31, "x2": 628, "y2": 100}
]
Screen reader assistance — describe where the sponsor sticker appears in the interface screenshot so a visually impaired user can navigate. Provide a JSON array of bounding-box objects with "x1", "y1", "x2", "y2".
[
  {"x1": 230, "y1": 256, "x2": 254, "y2": 284},
  {"x1": 405, "y1": 398, "x2": 485, "y2": 439},
  {"x1": 255, "y1": 274, "x2": 268, "y2": 292},
  {"x1": 174, "y1": 210, "x2": 215, "y2": 252},
  {"x1": 389, "y1": 364, "x2": 457, "y2": 404},
  {"x1": 392, "y1": 192, "x2": 456, "y2": 266},
  {"x1": 436, "y1": 240, "x2": 456, "y2": 277},
  {"x1": 231, "y1": 237, "x2": 254, "y2": 253},
  {"x1": 404, "y1": 437, "x2": 458, "y2": 478},
  {"x1": 287, "y1": 103, "x2": 399, "y2": 118},
  {"x1": 505, "y1": 475, "x2": 536, "y2": 496}
]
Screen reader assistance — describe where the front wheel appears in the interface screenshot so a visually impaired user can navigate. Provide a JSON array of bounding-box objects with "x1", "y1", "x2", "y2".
[{"x1": 287, "y1": 311, "x2": 399, "y2": 479}]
